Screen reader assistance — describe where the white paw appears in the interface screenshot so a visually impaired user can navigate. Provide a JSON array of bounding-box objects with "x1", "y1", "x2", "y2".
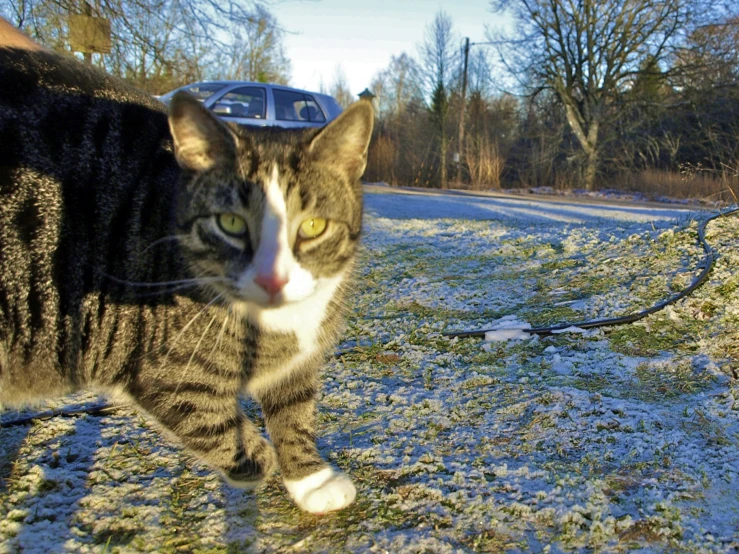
[{"x1": 283, "y1": 467, "x2": 356, "y2": 513}]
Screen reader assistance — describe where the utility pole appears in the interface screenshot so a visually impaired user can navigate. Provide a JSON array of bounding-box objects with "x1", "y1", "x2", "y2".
[
  {"x1": 456, "y1": 39, "x2": 495, "y2": 188},
  {"x1": 456, "y1": 37, "x2": 470, "y2": 186}
]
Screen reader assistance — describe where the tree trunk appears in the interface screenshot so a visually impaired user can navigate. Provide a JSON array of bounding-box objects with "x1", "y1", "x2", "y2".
[
  {"x1": 583, "y1": 150, "x2": 598, "y2": 191},
  {"x1": 563, "y1": 100, "x2": 600, "y2": 191}
]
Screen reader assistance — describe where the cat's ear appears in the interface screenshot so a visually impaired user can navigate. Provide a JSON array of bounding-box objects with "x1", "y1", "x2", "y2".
[
  {"x1": 168, "y1": 91, "x2": 237, "y2": 172},
  {"x1": 307, "y1": 101, "x2": 374, "y2": 180}
]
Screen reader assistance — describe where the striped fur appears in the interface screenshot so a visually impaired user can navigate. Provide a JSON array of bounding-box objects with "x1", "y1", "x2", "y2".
[{"x1": 0, "y1": 47, "x2": 373, "y2": 513}]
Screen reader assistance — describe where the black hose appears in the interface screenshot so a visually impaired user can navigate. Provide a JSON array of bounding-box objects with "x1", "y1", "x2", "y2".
[
  {"x1": 1, "y1": 403, "x2": 122, "y2": 428},
  {"x1": 444, "y1": 206, "x2": 739, "y2": 339}
]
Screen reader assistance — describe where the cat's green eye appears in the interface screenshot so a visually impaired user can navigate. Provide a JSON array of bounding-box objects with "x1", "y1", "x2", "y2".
[
  {"x1": 217, "y1": 213, "x2": 247, "y2": 237},
  {"x1": 298, "y1": 217, "x2": 328, "y2": 239}
]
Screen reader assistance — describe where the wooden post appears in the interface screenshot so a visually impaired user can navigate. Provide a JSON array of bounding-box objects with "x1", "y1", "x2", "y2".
[{"x1": 82, "y1": 2, "x2": 92, "y2": 65}]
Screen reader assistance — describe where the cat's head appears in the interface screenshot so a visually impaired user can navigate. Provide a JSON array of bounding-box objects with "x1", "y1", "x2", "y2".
[{"x1": 167, "y1": 92, "x2": 373, "y2": 313}]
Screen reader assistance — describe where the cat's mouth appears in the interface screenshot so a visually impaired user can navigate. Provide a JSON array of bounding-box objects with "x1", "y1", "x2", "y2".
[
  {"x1": 224, "y1": 288, "x2": 291, "y2": 310},
  {"x1": 229, "y1": 297, "x2": 291, "y2": 319},
  {"x1": 255, "y1": 294, "x2": 287, "y2": 308},
  {"x1": 211, "y1": 270, "x2": 319, "y2": 311}
]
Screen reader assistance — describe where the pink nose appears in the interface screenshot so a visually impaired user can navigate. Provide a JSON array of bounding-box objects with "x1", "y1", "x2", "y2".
[{"x1": 254, "y1": 274, "x2": 288, "y2": 297}]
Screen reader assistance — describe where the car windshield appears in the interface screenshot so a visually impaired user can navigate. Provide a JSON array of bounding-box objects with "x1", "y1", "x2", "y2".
[{"x1": 180, "y1": 83, "x2": 226, "y2": 102}]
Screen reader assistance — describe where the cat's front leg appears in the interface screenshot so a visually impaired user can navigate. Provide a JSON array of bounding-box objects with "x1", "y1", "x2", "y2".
[
  {"x1": 128, "y1": 384, "x2": 277, "y2": 487},
  {"x1": 254, "y1": 375, "x2": 356, "y2": 513}
]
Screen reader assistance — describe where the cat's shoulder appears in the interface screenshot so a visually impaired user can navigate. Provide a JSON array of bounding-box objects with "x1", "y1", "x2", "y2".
[{"x1": 0, "y1": 44, "x2": 165, "y2": 118}]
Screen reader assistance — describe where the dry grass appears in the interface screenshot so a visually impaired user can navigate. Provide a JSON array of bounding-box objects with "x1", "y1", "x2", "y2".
[
  {"x1": 466, "y1": 136, "x2": 505, "y2": 190},
  {"x1": 602, "y1": 169, "x2": 739, "y2": 203},
  {"x1": 365, "y1": 134, "x2": 397, "y2": 184}
]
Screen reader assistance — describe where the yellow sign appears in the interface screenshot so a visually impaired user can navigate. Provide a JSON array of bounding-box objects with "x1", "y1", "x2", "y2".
[{"x1": 69, "y1": 14, "x2": 111, "y2": 54}]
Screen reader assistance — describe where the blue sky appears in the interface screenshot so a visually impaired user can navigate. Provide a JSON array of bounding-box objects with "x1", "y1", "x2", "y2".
[{"x1": 270, "y1": 0, "x2": 508, "y2": 96}]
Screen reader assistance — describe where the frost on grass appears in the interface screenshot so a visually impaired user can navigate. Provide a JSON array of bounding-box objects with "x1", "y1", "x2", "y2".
[{"x1": 1, "y1": 190, "x2": 738, "y2": 553}]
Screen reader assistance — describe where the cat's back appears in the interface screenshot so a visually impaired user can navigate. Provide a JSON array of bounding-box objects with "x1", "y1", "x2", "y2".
[
  {"x1": 0, "y1": 46, "x2": 178, "y2": 294},
  {"x1": 0, "y1": 47, "x2": 172, "y2": 186},
  {"x1": 0, "y1": 46, "x2": 183, "y2": 402}
]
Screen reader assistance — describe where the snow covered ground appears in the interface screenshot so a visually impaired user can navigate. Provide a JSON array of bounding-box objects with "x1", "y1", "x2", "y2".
[{"x1": 1, "y1": 188, "x2": 738, "y2": 553}]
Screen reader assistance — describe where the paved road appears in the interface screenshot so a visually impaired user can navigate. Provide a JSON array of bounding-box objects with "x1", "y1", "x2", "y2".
[{"x1": 363, "y1": 184, "x2": 707, "y2": 224}]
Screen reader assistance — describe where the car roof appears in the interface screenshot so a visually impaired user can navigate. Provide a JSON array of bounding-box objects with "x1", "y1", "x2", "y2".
[
  {"x1": 186, "y1": 81, "x2": 330, "y2": 98},
  {"x1": 157, "y1": 80, "x2": 344, "y2": 123}
]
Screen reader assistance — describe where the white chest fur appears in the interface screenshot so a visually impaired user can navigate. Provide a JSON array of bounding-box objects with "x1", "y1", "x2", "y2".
[
  {"x1": 237, "y1": 164, "x2": 347, "y2": 396},
  {"x1": 243, "y1": 271, "x2": 344, "y2": 396}
]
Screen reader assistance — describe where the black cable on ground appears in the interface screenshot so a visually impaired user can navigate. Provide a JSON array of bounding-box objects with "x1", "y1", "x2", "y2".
[
  {"x1": 1, "y1": 403, "x2": 122, "y2": 428},
  {"x1": 3, "y1": 207, "x2": 738, "y2": 428},
  {"x1": 444, "y1": 206, "x2": 739, "y2": 339}
]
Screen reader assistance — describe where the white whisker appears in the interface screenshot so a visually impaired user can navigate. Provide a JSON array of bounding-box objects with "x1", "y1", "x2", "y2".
[
  {"x1": 141, "y1": 234, "x2": 188, "y2": 254},
  {"x1": 130, "y1": 280, "x2": 223, "y2": 299},
  {"x1": 101, "y1": 273, "x2": 227, "y2": 288},
  {"x1": 161, "y1": 292, "x2": 225, "y2": 367},
  {"x1": 172, "y1": 311, "x2": 220, "y2": 394},
  {"x1": 209, "y1": 310, "x2": 232, "y2": 365}
]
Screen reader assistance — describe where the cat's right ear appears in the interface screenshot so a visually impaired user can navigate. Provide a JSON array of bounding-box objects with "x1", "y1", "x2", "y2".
[
  {"x1": 168, "y1": 92, "x2": 237, "y2": 172},
  {"x1": 307, "y1": 100, "x2": 374, "y2": 181}
]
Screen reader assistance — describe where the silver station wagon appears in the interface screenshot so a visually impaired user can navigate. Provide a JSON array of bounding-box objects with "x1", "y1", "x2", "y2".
[{"x1": 158, "y1": 81, "x2": 343, "y2": 129}]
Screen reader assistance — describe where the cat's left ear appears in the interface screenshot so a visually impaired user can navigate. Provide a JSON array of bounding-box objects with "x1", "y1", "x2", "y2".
[
  {"x1": 308, "y1": 101, "x2": 374, "y2": 181},
  {"x1": 168, "y1": 91, "x2": 237, "y2": 172}
]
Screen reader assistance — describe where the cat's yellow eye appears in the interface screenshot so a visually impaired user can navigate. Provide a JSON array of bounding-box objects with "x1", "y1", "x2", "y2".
[
  {"x1": 217, "y1": 213, "x2": 247, "y2": 237},
  {"x1": 298, "y1": 217, "x2": 328, "y2": 239}
]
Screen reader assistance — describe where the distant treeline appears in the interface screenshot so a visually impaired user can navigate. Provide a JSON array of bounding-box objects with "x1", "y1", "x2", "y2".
[
  {"x1": 3, "y1": 0, "x2": 737, "y2": 199},
  {"x1": 365, "y1": 2, "x2": 739, "y2": 201}
]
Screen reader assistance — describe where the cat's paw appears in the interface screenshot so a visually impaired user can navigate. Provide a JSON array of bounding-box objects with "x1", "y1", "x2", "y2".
[
  {"x1": 284, "y1": 467, "x2": 356, "y2": 513},
  {"x1": 223, "y1": 439, "x2": 278, "y2": 489}
]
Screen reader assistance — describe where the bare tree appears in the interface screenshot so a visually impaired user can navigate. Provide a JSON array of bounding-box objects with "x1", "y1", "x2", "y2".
[
  {"x1": 367, "y1": 53, "x2": 428, "y2": 186},
  {"x1": 371, "y1": 52, "x2": 422, "y2": 119},
  {"x1": 673, "y1": 16, "x2": 739, "y2": 89},
  {"x1": 419, "y1": 10, "x2": 458, "y2": 189},
  {"x1": 213, "y1": 4, "x2": 290, "y2": 84},
  {"x1": 329, "y1": 64, "x2": 353, "y2": 109},
  {"x1": 467, "y1": 49, "x2": 493, "y2": 97},
  {"x1": 490, "y1": 0, "x2": 694, "y2": 190},
  {"x1": 0, "y1": 0, "x2": 287, "y2": 93}
]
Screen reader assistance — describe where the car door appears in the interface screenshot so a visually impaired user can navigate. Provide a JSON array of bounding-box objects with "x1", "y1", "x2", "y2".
[
  {"x1": 206, "y1": 85, "x2": 269, "y2": 127},
  {"x1": 271, "y1": 88, "x2": 328, "y2": 129}
]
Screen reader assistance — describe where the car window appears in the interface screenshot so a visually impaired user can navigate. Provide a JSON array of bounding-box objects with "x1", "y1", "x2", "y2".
[
  {"x1": 273, "y1": 89, "x2": 326, "y2": 123},
  {"x1": 181, "y1": 83, "x2": 225, "y2": 102},
  {"x1": 211, "y1": 87, "x2": 266, "y2": 119}
]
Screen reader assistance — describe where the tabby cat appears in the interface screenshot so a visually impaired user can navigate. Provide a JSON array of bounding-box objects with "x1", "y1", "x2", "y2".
[{"x1": 0, "y1": 36, "x2": 373, "y2": 513}]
